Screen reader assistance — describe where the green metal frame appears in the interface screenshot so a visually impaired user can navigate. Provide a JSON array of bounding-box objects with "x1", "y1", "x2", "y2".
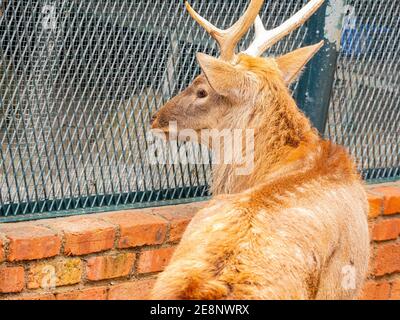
[{"x1": 0, "y1": 185, "x2": 210, "y2": 223}]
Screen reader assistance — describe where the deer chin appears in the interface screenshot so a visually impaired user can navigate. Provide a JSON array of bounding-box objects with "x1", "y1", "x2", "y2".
[{"x1": 150, "y1": 127, "x2": 205, "y2": 143}]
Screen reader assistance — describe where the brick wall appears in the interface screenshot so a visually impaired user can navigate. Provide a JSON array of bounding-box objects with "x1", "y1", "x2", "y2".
[
  {"x1": 0, "y1": 182, "x2": 399, "y2": 300},
  {"x1": 361, "y1": 182, "x2": 400, "y2": 300}
]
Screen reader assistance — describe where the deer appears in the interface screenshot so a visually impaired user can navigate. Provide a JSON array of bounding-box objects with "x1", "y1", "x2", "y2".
[{"x1": 149, "y1": 0, "x2": 369, "y2": 300}]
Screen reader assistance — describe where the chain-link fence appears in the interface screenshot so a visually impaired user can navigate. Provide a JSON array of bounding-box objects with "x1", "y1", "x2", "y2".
[
  {"x1": 326, "y1": 0, "x2": 399, "y2": 181},
  {"x1": 0, "y1": 0, "x2": 398, "y2": 220}
]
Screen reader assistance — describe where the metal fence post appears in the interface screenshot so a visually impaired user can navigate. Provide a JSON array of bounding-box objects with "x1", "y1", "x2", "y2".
[{"x1": 296, "y1": 0, "x2": 345, "y2": 134}]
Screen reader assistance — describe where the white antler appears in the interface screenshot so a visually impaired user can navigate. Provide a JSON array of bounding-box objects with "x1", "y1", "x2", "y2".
[
  {"x1": 185, "y1": 0, "x2": 264, "y2": 62},
  {"x1": 243, "y1": 0, "x2": 325, "y2": 57}
]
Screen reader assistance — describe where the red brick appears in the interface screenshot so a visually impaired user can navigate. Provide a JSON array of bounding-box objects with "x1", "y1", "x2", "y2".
[
  {"x1": 28, "y1": 258, "x2": 82, "y2": 289},
  {"x1": 46, "y1": 217, "x2": 116, "y2": 256},
  {"x1": 155, "y1": 205, "x2": 197, "y2": 242},
  {"x1": 108, "y1": 279, "x2": 156, "y2": 300},
  {"x1": 371, "y1": 186, "x2": 400, "y2": 215},
  {"x1": 86, "y1": 253, "x2": 135, "y2": 281},
  {"x1": 373, "y1": 242, "x2": 400, "y2": 276},
  {"x1": 100, "y1": 210, "x2": 167, "y2": 248},
  {"x1": 360, "y1": 280, "x2": 391, "y2": 300},
  {"x1": 372, "y1": 218, "x2": 400, "y2": 241},
  {"x1": 367, "y1": 192, "x2": 383, "y2": 218},
  {"x1": 137, "y1": 247, "x2": 175, "y2": 274},
  {"x1": 390, "y1": 279, "x2": 400, "y2": 300},
  {"x1": 368, "y1": 223, "x2": 374, "y2": 242},
  {"x1": 182, "y1": 201, "x2": 209, "y2": 211},
  {"x1": 0, "y1": 234, "x2": 5, "y2": 262},
  {"x1": 0, "y1": 224, "x2": 61, "y2": 261},
  {"x1": 8, "y1": 293, "x2": 56, "y2": 300},
  {"x1": 57, "y1": 287, "x2": 107, "y2": 300},
  {"x1": 0, "y1": 266, "x2": 25, "y2": 293}
]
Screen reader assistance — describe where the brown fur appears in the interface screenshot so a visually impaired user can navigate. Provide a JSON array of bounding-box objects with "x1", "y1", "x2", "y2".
[{"x1": 150, "y1": 49, "x2": 369, "y2": 300}]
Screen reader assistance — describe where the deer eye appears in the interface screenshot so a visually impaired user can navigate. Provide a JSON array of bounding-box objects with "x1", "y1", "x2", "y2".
[{"x1": 196, "y1": 89, "x2": 208, "y2": 99}]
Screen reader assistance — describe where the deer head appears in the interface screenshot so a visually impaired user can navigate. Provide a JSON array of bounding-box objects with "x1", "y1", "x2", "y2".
[{"x1": 151, "y1": 0, "x2": 324, "y2": 143}]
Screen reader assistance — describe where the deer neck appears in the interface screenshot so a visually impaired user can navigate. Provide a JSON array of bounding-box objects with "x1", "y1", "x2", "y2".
[{"x1": 211, "y1": 93, "x2": 318, "y2": 195}]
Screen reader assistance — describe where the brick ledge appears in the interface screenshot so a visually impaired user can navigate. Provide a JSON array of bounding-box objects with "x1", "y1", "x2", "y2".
[{"x1": 0, "y1": 181, "x2": 399, "y2": 299}]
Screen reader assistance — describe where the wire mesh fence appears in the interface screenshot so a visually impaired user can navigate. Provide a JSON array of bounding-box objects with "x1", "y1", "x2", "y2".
[
  {"x1": 0, "y1": 0, "x2": 398, "y2": 220},
  {"x1": 326, "y1": 0, "x2": 399, "y2": 181}
]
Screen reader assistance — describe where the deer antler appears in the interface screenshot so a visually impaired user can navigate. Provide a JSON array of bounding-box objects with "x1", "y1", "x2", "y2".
[
  {"x1": 243, "y1": 0, "x2": 325, "y2": 57},
  {"x1": 185, "y1": 0, "x2": 264, "y2": 62}
]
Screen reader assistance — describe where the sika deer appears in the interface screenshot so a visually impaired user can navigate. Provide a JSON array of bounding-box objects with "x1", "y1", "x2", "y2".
[{"x1": 150, "y1": 0, "x2": 369, "y2": 300}]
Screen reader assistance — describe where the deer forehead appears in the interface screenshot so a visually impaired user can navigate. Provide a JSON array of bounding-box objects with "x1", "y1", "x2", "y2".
[{"x1": 237, "y1": 55, "x2": 282, "y2": 82}]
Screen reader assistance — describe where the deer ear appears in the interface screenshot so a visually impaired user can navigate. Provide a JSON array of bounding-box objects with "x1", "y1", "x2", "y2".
[
  {"x1": 196, "y1": 53, "x2": 241, "y2": 96},
  {"x1": 276, "y1": 41, "x2": 324, "y2": 84}
]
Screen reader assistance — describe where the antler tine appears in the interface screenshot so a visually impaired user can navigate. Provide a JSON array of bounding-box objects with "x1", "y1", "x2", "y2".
[
  {"x1": 185, "y1": 0, "x2": 264, "y2": 62},
  {"x1": 243, "y1": 0, "x2": 325, "y2": 57}
]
